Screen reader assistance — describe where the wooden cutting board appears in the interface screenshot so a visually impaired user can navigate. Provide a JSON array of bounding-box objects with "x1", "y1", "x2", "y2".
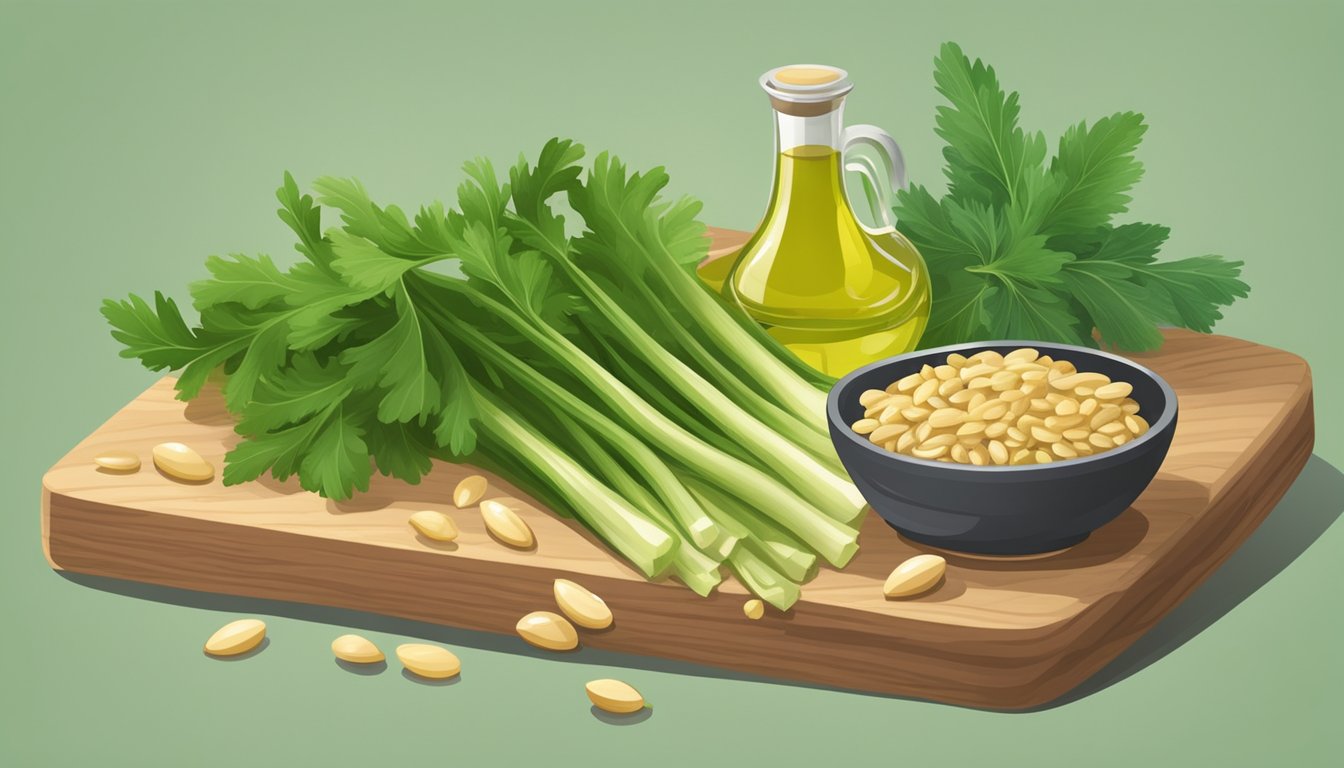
[{"x1": 41, "y1": 228, "x2": 1314, "y2": 710}]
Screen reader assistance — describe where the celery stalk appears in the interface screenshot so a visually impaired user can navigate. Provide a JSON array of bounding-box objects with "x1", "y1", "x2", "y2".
[
  {"x1": 413, "y1": 283, "x2": 722, "y2": 550},
  {"x1": 474, "y1": 397, "x2": 677, "y2": 578},
  {"x1": 553, "y1": 411, "x2": 724, "y2": 595},
  {"x1": 423, "y1": 275, "x2": 861, "y2": 565}
]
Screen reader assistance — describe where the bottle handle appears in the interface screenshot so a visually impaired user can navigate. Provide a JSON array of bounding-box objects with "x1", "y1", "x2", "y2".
[{"x1": 842, "y1": 124, "x2": 906, "y2": 231}]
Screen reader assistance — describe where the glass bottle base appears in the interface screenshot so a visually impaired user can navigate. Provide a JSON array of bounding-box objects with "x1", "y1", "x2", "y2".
[{"x1": 768, "y1": 317, "x2": 928, "y2": 378}]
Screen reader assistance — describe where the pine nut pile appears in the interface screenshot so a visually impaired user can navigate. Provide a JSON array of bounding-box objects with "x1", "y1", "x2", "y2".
[{"x1": 852, "y1": 348, "x2": 1150, "y2": 465}]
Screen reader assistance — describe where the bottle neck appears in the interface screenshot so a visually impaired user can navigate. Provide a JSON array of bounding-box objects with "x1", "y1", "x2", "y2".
[{"x1": 774, "y1": 103, "x2": 844, "y2": 153}]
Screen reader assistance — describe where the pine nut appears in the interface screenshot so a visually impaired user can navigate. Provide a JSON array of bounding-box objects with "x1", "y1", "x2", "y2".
[
  {"x1": 586, "y1": 679, "x2": 645, "y2": 714},
  {"x1": 938, "y1": 378, "x2": 965, "y2": 397},
  {"x1": 1004, "y1": 348, "x2": 1040, "y2": 364},
  {"x1": 1095, "y1": 382, "x2": 1134, "y2": 400},
  {"x1": 1031, "y1": 426, "x2": 1063, "y2": 443},
  {"x1": 968, "y1": 445, "x2": 989, "y2": 465},
  {"x1": 901, "y1": 406, "x2": 931, "y2": 422},
  {"x1": 204, "y1": 619, "x2": 265, "y2": 657},
  {"x1": 913, "y1": 378, "x2": 939, "y2": 405},
  {"x1": 480, "y1": 499, "x2": 535, "y2": 548},
  {"x1": 1091, "y1": 405, "x2": 1124, "y2": 430},
  {"x1": 883, "y1": 554, "x2": 946, "y2": 598},
  {"x1": 332, "y1": 634, "x2": 384, "y2": 664},
  {"x1": 969, "y1": 350, "x2": 1004, "y2": 367},
  {"x1": 957, "y1": 421, "x2": 986, "y2": 437},
  {"x1": 988, "y1": 440, "x2": 1009, "y2": 465},
  {"x1": 516, "y1": 611, "x2": 579, "y2": 651},
  {"x1": 94, "y1": 450, "x2": 141, "y2": 472},
  {"x1": 921, "y1": 433, "x2": 957, "y2": 449},
  {"x1": 152, "y1": 442, "x2": 214, "y2": 482},
  {"x1": 928, "y1": 408, "x2": 966, "y2": 428},
  {"x1": 851, "y1": 418, "x2": 880, "y2": 435},
  {"x1": 896, "y1": 430, "x2": 918, "y2": 452},
  {"x1": 743, "y1": 599, "x2": 765, "y2": 620},
  {"x1": 915, "y1": 421, "x2": 935, "y2": 442},
  {"x1": 869, "y1": 423, "x2": 909, "y2": 444},
  {"x1": 554, "y1": 579, "x2": 613, "y2": 629},
  {"x1": 948, "y1": 388, "x2": 977, "y2": 405},
  {"x1": 1045, "y1": 414, "x2": 1083, "y2": 431},
  {"x1": 453, "y1": 474, "x2": 488, "y2": 508},
  {"x1": 409, "y1": 510, "x2": 459, "y2": 542},
  {"x1": 895, "y1": 372, "x2": 924, "y2": 392},
  {"x1": 859, "y1": 389, "x2": 890, "y2": 407},
  {"x1": 397, "y1": 643, "x2": 461, "y2": 678}
]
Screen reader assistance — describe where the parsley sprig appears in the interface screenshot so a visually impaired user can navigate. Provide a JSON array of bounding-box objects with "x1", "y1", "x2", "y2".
[{"x1": 894, "y1": 43, "x2": 1249, "y2": 350}]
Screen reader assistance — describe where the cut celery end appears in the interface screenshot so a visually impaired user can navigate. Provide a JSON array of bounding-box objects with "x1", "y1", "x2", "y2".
[
  {"x1": 686, "y1": 515, "x2": 720, "y2": 550},
  {"x1": 728, "y1": 547, "x2": 801, "y2": 611},
  {"x1": 746, "y1": 538, "x2": 817, "y2": 585},
  {"x1": 672, "y1": 558, "x2": 723, "y2": 596},
  {"x1": 690, "y1": 476, "x2": 819, "y2": 582}
]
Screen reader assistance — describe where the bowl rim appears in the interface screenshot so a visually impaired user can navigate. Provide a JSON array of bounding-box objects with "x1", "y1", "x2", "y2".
[{"x1": 827, "y1": 340, "x2": 1179, "y2": 474}]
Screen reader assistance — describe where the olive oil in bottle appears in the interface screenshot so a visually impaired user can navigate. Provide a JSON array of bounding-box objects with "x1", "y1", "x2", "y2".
[{"x1": 718, "y1": 65, "x2": 930, "y2": 377}]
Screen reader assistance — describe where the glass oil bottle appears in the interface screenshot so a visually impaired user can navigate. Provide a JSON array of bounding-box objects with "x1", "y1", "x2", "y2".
[{"x1": 710, "y1": 65, "x2": 931, "y2": 377}]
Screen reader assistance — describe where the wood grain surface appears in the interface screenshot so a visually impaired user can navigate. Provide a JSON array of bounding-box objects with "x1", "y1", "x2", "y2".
[{"x1": 41, "y1": 227, "x2": 1314, "y2": 709}]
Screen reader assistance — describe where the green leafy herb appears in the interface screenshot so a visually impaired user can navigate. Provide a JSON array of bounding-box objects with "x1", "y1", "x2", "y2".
[
  {"x1": 102, "y1": 139, "x2": 859, "y2": 609},
  {"x1": 896, "y1": 42, "x2": 1248, "y2": 350}
]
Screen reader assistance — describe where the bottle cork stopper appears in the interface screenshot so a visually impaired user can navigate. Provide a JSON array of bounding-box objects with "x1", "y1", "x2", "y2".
[{"x1": 772, "y1": 66, "x2": 842, "y2": 86}]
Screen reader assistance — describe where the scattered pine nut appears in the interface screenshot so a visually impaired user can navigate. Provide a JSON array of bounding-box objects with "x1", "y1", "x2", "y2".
[
  {"x1": 743, "y1": 599, "x2": 765, "y2": 620},
  {"x1": 93, "y1": 450, "x2": 140, "y2": 472},
  {"x1": 408, "y1": 510, "x2": 459, "y2": 542},
  {"x1": 516, "y1": 611, "x2": 579, "y2": 651},
  {"x1": 586, "y1": 679, "x2": 645, "y2": 714},
  {"x1": 152, "y1": 442, "x2": 214, "y2": 482},
  {"x1": 332, "y1": 634, "x2": 384, "y2": 664},
  {"x1": 554, "y1": 579, "x2": 613, "y2": 630},
  {"x1": 396, "y1": 643, "x2": 460, "y2": 678},
  {"x1": 480, "y1": 499, "x2": 535, "y2": 548},
  {"x1": 883, "y1": 554, "x2": 946, "y2": 598},
  {"x1": 204, "y1": 619, "x2": 265, "y2": 657},
  {"x1": 453, "y1": 474, "x2": 488, "y2": 508}
]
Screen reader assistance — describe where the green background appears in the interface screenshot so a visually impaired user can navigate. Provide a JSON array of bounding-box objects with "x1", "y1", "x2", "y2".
[{"x1": 2, "y1": 0, "x2": 1340, "y2": 765}]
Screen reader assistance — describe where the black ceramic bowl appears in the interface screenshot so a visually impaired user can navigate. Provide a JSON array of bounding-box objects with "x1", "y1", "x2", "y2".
[{"x1": 827, "y1": 341, "x2": 1178, "y2": 555}]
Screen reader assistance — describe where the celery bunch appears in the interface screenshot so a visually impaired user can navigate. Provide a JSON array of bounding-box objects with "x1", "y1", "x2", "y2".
[{"x1": 103, "y1": 139, "x2": 861, "y2": 609}]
